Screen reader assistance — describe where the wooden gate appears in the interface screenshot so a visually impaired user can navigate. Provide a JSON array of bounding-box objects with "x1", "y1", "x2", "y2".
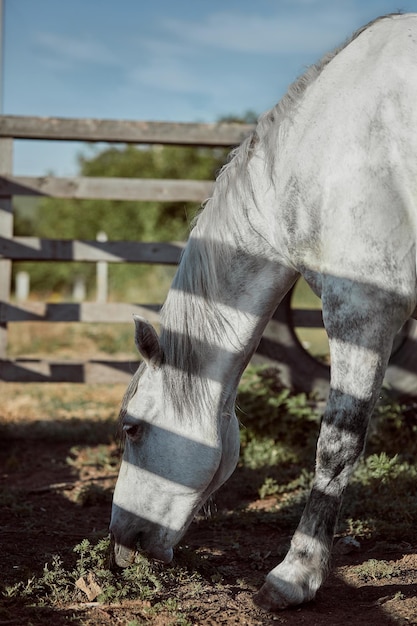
[
  {"x1": 1, "y1": 115, "x2": 415, "y2": 397},
  {"x1": 0, "y1": 116, "x2": 251, "y2": 383}
]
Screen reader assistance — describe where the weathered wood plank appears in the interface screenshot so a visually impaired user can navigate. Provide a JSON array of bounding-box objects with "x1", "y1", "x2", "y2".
[
  {"x1": 0, "y1": 238, "x2": 185, "y2": 263},
  {"x1": 0, "y1": 115, "x2": 253, "y2": 146},
  {"x1": 0, "y1": 138, "x2": 13, "y2": 358},
  {"x1": 0, "y1": 301, "x2": 162, "y2": 323},
  {"x1": 0, "y1": 300, "x2": 323, "y2": 327},
  {"x1": 0, "y1": 138, "x2": 13, "y2": 174},
  {"x1": 0, "y1": 358, "x2": 139, "y2": 383},
  {"x1": 0, "y1": 175, "x2": 215, "y2": 202}
]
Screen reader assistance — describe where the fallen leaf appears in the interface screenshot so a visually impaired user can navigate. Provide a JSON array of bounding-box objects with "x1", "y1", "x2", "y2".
[{"x1": 75, "y1": 571, "x2": 103, "y2": 601}]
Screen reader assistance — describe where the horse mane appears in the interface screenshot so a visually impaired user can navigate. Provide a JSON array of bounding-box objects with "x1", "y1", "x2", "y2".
[{"x1": 127, "y1": 14, "x2": 401, "y2": 419}]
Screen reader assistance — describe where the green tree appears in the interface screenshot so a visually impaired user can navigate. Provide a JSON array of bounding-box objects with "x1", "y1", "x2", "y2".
[
  {"x1": 34, "y1": 144, "x2": 227, "y2": 243},
  {"x1": 14, "y1": 144, "x2": 227, "y2": 298},
  {"x1": 13, "y1": 113, "x2": 256, "y2": 299}
]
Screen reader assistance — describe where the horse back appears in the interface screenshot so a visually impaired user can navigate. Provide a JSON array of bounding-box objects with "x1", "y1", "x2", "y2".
[{"x1": 268, "y1": 14, "x2": 417, "y2": 300}]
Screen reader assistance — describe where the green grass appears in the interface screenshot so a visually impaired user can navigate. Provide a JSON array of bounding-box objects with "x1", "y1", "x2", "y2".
[
  {"x1": 353, "y1": 558, "x2": 402, "y2": 582},
  {"x1": 4, "y1": 537, "x2": 162, "y2": 605},
  {"x1": 236, "y1": 366, "x2": 417, "y2": 541},
  {"x1": 2, "y1": 364, "x2": 417, "y2": 622},
  {"x1": 7, "y1": 321, "x2": 138, "y2": 360},
  {"x1": 3, "y1": 537, "x2": 211, "y2": 625}
]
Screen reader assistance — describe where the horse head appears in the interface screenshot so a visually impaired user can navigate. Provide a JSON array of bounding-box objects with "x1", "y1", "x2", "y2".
[{"x1": 109, "y1": 315, "x2": 240, "y2": 567}]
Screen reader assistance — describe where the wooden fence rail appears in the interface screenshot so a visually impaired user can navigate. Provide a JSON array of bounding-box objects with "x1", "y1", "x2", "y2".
[
  {"x1": 0, "y1": 116, "x2": 268, "y2": 387},
  {"x1": 1, "y1": 115, "x2": 416, "y2": 396},
  {"x1": 0, "y1": 238, "x2": 185, "y2": 263},
  {"x1": 0, "y1": 115, "x2": 252, "y2": 145},
  {"x1": 0, "y1": 176, "x2": 215, "y2": 202}
]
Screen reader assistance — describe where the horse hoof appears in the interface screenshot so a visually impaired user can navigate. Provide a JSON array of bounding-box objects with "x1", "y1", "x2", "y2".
[
  {"x1": 253, "y1": 574, "x2": 312, "y2": 611},
  {"x1": 253, "y1": 581, "x2": 293, "y2": 611}
]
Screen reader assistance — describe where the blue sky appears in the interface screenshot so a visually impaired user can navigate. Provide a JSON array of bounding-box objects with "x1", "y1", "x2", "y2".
[{"x1": 3, "y1": 0, "x2": 417, "y2": 175}]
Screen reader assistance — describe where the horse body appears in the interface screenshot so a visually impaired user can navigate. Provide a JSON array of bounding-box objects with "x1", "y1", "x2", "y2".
[{"x1": 110, "y1": 14, "x2": 417, "y2": 610}]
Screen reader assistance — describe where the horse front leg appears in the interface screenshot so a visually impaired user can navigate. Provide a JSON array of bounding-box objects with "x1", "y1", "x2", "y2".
[
  {"x1": 254, "y1": 288, "x2": 406, "y2": 610},
  {"x1": 254, "y1": 390, "x2": 374, "y2": 610}
]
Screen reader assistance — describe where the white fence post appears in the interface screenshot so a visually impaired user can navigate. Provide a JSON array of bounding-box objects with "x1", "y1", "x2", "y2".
[
  {"x1": 96, "y1": 231, "x2": 108, "y2": 303},
  {"x1": 73, "y1": 276, "x2": 86, "y2": 301},
  {"x1": 15, "y1": 271, "x2": 30, "y2": 301}
]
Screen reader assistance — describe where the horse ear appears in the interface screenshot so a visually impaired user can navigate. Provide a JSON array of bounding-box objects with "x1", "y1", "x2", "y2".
[{"x1": 133, "y1": 315, "x2": 162, "y2": 370}]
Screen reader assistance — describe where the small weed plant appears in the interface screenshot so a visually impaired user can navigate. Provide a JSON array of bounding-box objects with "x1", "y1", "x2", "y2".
[
  {"x1": 3, "y1": 536, "x2": 209, "y2": 625},
  {"x1": 2, "y1": 365, "x2": 417, "y2": 622},
  {"x1": 353, "y1": 558, "x2": 401, "y2": 582},
  {"x1": 237, "y1": 367, "x2": 417, "y2": 542}
]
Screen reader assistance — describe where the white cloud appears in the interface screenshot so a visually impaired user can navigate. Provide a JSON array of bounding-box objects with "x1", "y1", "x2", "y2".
[
  {"x1": 31, "y1": 3, "x2": 363, "y2": 124},
  {"x1": 125, "y1": 3, "x2": 361, "y2": 105},
  {"x1": 127, "y1": 37, "x2": 206, "y2": 94},
  {"x1": 159, "y1": 6, "x2": 359, "y2": 56},
  {"x1": 34, "y1": 31, "x2": 119, "y2": 69}
]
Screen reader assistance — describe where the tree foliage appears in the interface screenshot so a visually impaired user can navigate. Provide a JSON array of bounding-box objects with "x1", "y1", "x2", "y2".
[
  {"x1": 13, "y1": 113, "x2": 256, "y2": 298},
  {"x1": 31, "y1": 144, "x2": 227, "y2": 242},
  {"x1": 14, "y1": 144, "x2": 228, "y2": 297}
]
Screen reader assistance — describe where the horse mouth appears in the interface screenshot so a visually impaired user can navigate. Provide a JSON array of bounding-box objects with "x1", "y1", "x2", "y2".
[
  {"x1": 109, "y1": 533, "x2": 136, "y2": 569},
  {"x1": 109, "y1": 533, "x2": 174, "y2": 569}
]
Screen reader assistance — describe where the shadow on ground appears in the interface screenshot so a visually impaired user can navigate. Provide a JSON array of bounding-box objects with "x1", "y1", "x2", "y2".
[{"x1": 0, "y1": 417, "x2": 416, "y2": 625}]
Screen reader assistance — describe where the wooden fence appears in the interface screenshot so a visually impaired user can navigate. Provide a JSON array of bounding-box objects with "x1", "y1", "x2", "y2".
[{"x1": 0, "y1": 115, "x2": 416, "y2": 396}]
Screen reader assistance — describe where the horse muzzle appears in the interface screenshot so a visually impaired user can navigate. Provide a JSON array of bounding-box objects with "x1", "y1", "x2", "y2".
[
  {"x1": 109, "y1": 531, "x2": 174, "y2": 570},
  {"x1": 109, "y1": 532, "x2": 135, "y2": 569}
]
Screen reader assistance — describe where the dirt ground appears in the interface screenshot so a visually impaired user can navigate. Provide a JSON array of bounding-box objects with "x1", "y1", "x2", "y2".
[{"x1": 0, "y1": 384, "x2": 417, "y2": 625}]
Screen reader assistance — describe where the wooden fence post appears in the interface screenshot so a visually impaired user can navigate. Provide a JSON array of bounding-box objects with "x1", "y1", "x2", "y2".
[
  {"x1": 0, "y1": 137, "x2": 13, "y2": 358},
  {"x1": 15, "y1": 271, "x2": 30, "y2": 301},
  {"x1": 96, "y1": 231, "x2": 108, "y2": 303}
]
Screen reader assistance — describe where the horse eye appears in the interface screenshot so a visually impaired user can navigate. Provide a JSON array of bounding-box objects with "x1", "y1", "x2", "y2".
[{"x1": 123, "y1": 422, "x2": 143, "y2": 440}]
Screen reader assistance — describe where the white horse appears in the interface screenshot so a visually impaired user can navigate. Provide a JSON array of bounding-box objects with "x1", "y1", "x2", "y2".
[{"x1": 110, "y1": 14, "x2": 417, "y2": 610}]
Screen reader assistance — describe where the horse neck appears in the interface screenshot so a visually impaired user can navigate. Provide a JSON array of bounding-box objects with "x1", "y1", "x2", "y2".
[
  {"x1": 159, "y1": 226, "x2": 281, "y2": 417},
  {"x1": 159, "y1": 126, "x2": 294, "y2": 417}
]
